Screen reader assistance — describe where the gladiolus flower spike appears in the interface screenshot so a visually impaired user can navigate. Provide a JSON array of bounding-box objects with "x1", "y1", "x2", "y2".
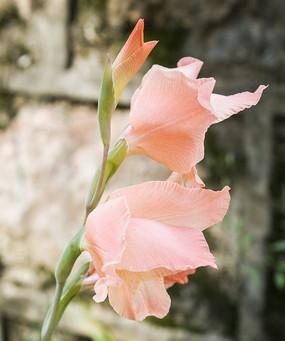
[{"x1": 41, "y1": 19, "x2": 267, "y2": 339}]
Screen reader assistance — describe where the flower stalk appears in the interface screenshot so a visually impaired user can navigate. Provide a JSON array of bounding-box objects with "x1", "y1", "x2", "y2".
[
  {"x1": 40, "y1": 18, "x2": 156, "y2": 340},
  {"x1": 41, "y1": 227, "x2": 85, "y2": 340},
  {"x1": 54, "y1": 262, "x2": 91, "y2": 326}
]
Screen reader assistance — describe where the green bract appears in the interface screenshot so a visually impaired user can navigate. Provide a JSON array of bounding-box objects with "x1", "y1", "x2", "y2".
[{"x1": 98, "y1": 58, "x2": 115, "y2": 148}]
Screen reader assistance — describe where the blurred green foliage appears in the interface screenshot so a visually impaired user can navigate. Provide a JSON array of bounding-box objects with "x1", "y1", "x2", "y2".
[
  {"x1": 271, "y1": 240, "x2": 285, "y2": 290},
  {"x1": 0, "y1": 3, "x2": 22, "y2": 27}
]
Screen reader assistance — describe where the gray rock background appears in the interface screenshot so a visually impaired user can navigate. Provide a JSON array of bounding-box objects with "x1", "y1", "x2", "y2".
[{"x1": 0, "y1": 1, "x2": 284, "y2": 340}]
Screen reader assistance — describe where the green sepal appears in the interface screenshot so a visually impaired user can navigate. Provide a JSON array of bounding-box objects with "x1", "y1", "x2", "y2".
[
  {"x1": 54, "y1": 262, "x2": 90, "y2": 325},
  {"x1": 86, "y1": 138, "x2": 128, "y2": 214},
  {"x1": 98, "y1": 57, "x2": 115, "y2": 148},
  {"x1": 103, "y1": 138, "x2": 128, "y2": 185},
  {"x1": 55, "y1": 227, "x2": 85, "y2": 284}
]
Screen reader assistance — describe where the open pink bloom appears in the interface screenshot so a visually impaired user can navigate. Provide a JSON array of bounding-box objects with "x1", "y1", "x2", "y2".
[
  {"x1": 123, "y1": 57, "x2": 267, "y2": 173},
  {"x1": 85, "y1": 181, "x2": 230, "y2": 320},
  {"x1": 112, "y1": 19, "x2": 158, "y2": 100}
]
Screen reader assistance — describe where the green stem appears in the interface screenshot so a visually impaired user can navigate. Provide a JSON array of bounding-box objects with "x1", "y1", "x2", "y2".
[
  {"x1": 40, "y1": 228, "x2": 84, "y2": 340},
  {"x1": 55, "y1": 262, "x2": 90, "y2": 326},
  {"x1": 41, "y1": 282, "x2": 64, "y2": 341},
  {"x1": 41, "y1": 262, "x2": 90, "y2": 340}
]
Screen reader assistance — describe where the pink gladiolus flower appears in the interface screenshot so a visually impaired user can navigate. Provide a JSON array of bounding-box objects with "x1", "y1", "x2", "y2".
[
  {"x1": 85, "y1": 181, "x2": 230, "y2": 320},
  {"x1": 123, "y1": 57, "x2": 267, "y2": 173},
  {"x1": 112, "y1": 19, "x2": 158, "y2": 100}
]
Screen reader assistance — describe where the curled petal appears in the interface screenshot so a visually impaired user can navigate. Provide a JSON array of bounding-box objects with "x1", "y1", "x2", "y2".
[
  {"x1": 211, "y1": 85, "x2": 268, "y2": 122},
  {"x1": 93, "y1": 278, "x2": 109, "y2": 303},
  {"x1": 177, "y1": 56, "x2": 203, "y2": 79},
  {"x1": 109, "y1": 181, "x2": 230, "y2": 231},
  {"x1": 108, "y1": 271, "x2": 171, "y2": 320},
  {"x1": 168, "y1": 167, "x2": 205, "y2": 188},
  {"x1": 164, "y1": 269, "x2": 196, "y2": 289},
  {"x1": 119, "y1": 218, "x2": 217, "y2": 272},
  {"x1": 82, "y1": 272, "x2": 99, "y2": 287}
]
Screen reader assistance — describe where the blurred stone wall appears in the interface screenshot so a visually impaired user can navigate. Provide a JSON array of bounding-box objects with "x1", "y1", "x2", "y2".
[{"x1": 0, "y1": 1, "x2": 284, "y2": 340}]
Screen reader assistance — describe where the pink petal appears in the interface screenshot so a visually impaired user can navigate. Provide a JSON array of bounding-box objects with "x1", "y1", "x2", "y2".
[
  {"x1": 168, "y1": 167, "x2": 205, "y2": 188},
  {"x1": 164, "y1": 269, "x2": 196, "y2": 289},
  {"x1": 211, "y1": 85, "x2": 268, "y2": 122},
  {"x1": 177, "y1": 56, "x2": 204, "y2": 79},
  {"x1": 82, "y1": 272, "x2": 100, "y2": 287},
  {"x1": 125, "y1": 65, "x2": 216, "y2": 173},
  {"x1": 108, "y1": 271, "x2": 171, "y2": 320},
  {"x1": 85, "y1": 197, "x2": 130, "y2": 275},
  {"x1": 119, "y1": 218, "x2": 217, "y2": 272},
  {"x1": 93, "y1": 278, "x2": 109, "y2": 303},
  {"x1": 109, "y1": 181, "x2": 230, "y2": 231}
]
